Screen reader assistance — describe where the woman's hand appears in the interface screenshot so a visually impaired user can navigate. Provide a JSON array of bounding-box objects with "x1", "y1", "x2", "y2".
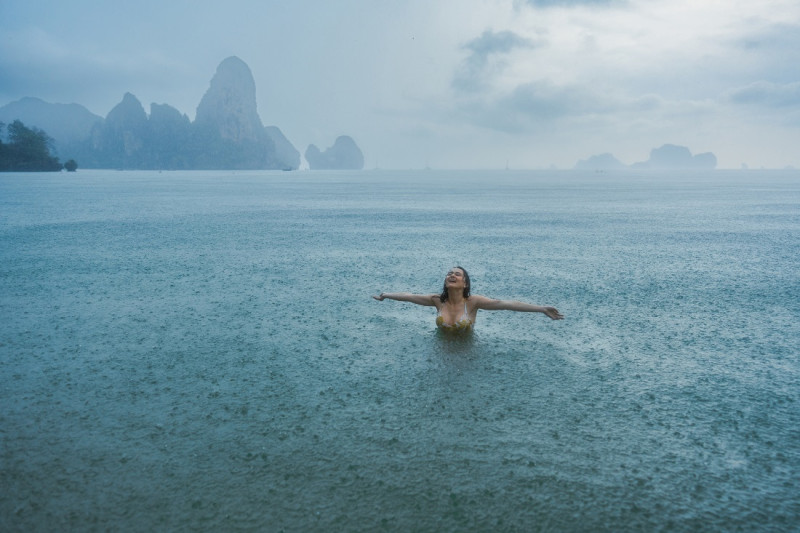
[
  {"x1": 543, "y1": 306, "x2": 564, "y2": 320},
  {"x1": 372, "y1": 293, "x2": 385, "y2": 301}
]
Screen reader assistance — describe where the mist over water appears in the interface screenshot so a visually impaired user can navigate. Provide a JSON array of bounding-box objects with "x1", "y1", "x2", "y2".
[{"x1": 1, "y1": 169, "x2": 798, "y2": 531}]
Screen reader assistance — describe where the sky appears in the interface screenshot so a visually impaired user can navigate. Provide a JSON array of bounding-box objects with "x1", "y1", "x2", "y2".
[{"x1": 1, "y1": 0, "x2": 799, "y2": 169}]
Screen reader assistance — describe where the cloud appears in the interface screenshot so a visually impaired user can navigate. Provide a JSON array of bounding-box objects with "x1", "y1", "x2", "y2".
[
  {"x1": 2, "y1": 0, "x2": 799, "y2": 168},
  {"x1": 517, "y1": 0, "x2": 624, "y2": 8},
  {"x1": 729, "y1": 22, "x2": 800, "y2": 87},
  {"x1": 449, "y1": 74, "x2": 726, "y2": 141},
  {"x1": 734, "y1": 22, "x2": 800, "y2": 52},
  {"x1": 725, "y1": 81, "x2": 800, "y2": 108},
  {"x1": 453, "y1": 80, "x2": 612, "y2": 133},
  {"x1": 502, "y1": 81, "x2": 603, "y2": 119},
  {"x1": 0, "y1": 25, "x2": 202, "y2": 116},
  {"x1": 452, "y1": 30, "x2": 540, "y2": 93}
]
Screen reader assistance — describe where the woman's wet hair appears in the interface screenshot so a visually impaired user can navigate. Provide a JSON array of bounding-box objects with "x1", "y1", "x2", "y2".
[{"x1": 440, "y1": 266, "x2": 471, "y2": 303}]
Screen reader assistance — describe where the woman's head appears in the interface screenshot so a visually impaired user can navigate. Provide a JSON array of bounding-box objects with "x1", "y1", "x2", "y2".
[{"x1": 440, "y1": 266, "x2": 471, "y2": 302}]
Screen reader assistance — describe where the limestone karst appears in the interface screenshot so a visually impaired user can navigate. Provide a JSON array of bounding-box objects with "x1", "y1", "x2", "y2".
[
  {"x1": 0, "y1": 56, "x2": 312, "y2": 171},
  {"x1": 575, "y1": 144, "x2": 717, "y2": 171},
  {"x1": 305, "y1": 136, "x2": 364, "y2": 170}
]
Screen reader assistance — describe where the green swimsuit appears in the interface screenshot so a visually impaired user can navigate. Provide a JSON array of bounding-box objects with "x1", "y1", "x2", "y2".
[{"x1": 436, "y1": 301, "x2": 473, "y2": 333}]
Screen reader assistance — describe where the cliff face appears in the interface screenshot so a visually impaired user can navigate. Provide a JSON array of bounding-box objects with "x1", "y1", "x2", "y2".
[
  {"x1": 633, "y1": 144, "x2": 717, "y2": 169},
  {"x1": 148, "y1": 103, "x2": 192, "y2": 169},
  {"x1": 84, "y1": 57, "x2": 300, "y2": 170},
  {"x1": 189, "y1": 56, "x2": 302, "y2": 170},
  {"x1": 92, "y1": 92, "x2": 149, "y2": 168},
  {"x1": 265, "y1": 126, "x2": 301, "y2": 170},
  {"x1": 576, "y1": 144, "x2": 717, "y2": 171},
  {"x1": 195, "y1": 56, "x2": 264, "y2": 143},
  {"x1": 574, "y1": 153, "x2": 626, "y2": 171},
  {"x1": 305, "y1": 136, "x2": 364, "y2": 170},
  {"x1": 0, "y1": 56, "x2": 327, "y2": 171}
]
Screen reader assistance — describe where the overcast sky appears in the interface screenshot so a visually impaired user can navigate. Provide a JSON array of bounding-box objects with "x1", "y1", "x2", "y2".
[{"x1": 1, "y1": 0, "x2": 799, "y2": 169}]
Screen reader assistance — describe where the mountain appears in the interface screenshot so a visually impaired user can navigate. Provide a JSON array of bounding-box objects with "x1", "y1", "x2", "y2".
[
  {"x1": 195, "y1": 56, "x2": 264, "y2": 143},
  {"x1": 574, "y1": 153, "x2": 626, "y2": 171},
  {"x1": 147, "y1": 103, "x2": 193, "y2": 169},
  {"x1": 265, "y1": 126, "x2": 301, "y2": 170},
  {"x1": 90, "y1": 92, "x2": 149, "y2": 168},
  {"x1": 191, "y1": 56, "x2": 290, "y2": 170},
  {"x1": 632, "y1": 144, "x2": 717, "y2": 169},
  {"x1": 0, "y1": 97, "x2": 102, "y2": 158},
  {"x1": 305, "y1": 136, "x2": 364, "y2": 170},
  {"x1": 576, "y1": 144, "x2": 717, "y2": 171},
  {"x1": 0, "y1": 56, "x2": 303, "y2": 170}
]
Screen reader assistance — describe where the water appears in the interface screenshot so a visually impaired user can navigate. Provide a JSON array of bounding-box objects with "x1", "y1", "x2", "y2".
[{"x1": 1, "y1": 169, "x2": 798, "y2": 531}]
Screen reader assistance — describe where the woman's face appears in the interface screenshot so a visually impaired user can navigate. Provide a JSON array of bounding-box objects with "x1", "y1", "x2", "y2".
[{"x1": 444, "y1": 268, "x2": 467, "y2": 291}]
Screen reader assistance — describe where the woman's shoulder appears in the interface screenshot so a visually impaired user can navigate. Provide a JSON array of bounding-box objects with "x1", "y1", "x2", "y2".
[{"x1": 467, "y1": 294, "x2": 495, "y2": 308}]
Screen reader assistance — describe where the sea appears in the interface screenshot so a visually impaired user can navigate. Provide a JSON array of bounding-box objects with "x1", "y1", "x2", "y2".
[{"x1": 1, "y1": 169, "x2": 798, "y2": 532}]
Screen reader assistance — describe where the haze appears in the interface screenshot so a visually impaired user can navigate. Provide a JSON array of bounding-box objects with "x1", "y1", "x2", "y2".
[{"x1": 1, "y1": 0, "x2": 799, "y2": 169}]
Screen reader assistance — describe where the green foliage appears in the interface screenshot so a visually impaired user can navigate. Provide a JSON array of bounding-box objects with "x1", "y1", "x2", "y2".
[
  {"x1": 0, "y1": 120, "x2": 63, "y2": 171},
  {"x1": 64, "y1": 159, "x2": 78, "y2": 172}
]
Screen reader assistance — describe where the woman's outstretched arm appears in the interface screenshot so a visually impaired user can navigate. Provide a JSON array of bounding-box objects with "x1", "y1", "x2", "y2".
[
  {"x1": 472, "y1": 295, "x2": 564, "y2": 320},
  {"x1": 373, "y1": 293, "x2": 438, "y2": 306}
]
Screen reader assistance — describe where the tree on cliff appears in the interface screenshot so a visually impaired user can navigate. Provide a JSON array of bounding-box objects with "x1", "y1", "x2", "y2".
[{"x1": 0, "y1": 120, "x2": 63, "y2": 171}]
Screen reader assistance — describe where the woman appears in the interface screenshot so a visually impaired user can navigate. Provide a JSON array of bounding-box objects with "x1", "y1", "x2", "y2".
[{"x1": 373, "y1": 266, "x2": 563, "y2": 333}]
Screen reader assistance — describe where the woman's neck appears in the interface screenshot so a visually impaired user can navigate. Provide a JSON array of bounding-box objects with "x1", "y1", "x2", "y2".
[{"x1": 446, "y1": 290, "x2": 465, "y2": 305}]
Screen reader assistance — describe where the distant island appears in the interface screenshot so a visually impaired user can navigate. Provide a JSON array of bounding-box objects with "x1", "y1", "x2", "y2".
[
  {"x1": 0, "y1": 56, "x2": 364, "y2": 171},
  {"x1": 305, "y1": 136, "x2": 364, "y2": 170},
  {"x1": 575, "y1": 144, "x2": 717, "y2": 171}
]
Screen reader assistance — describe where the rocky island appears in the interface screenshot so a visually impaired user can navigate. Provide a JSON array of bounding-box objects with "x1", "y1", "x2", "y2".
[
  {"x1": 0, "y1": 56, "x2": 364, "y2": 171},
  {"x1": 305, "y1": 136, "x2": 364, "y2": 170},
  {"x1": 575, "y1": 144, "x2": 717, "y2": 171}
]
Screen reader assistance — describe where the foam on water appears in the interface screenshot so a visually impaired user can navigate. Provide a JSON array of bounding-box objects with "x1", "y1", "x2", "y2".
[{"x1": 1, "y1": 169, "x2": 798, "y2": 531}]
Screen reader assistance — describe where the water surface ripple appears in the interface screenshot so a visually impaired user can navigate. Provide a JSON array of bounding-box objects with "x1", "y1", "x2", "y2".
[{"x1": 1, "y1": 170, "x2": 798, "y2": 531}]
